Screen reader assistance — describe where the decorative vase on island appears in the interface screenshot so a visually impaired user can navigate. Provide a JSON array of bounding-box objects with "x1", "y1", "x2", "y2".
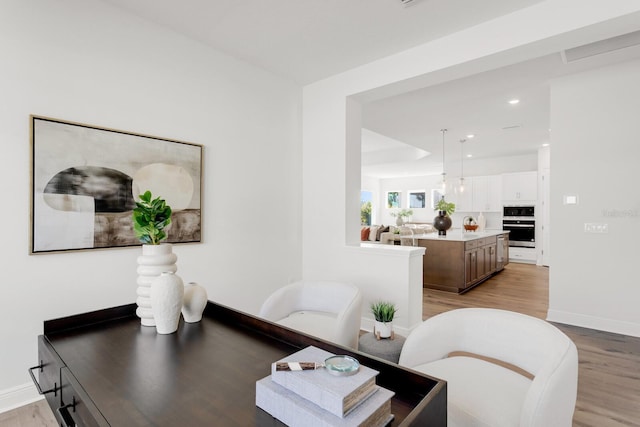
[
  {"x1": 478, "y1": 212, "x2": 486, "y2": 232},
  {"x1": 182, "y1": 282, "x2": 208, "y2": 323},
  {"x1": 151, "y1": 271, "x2": 184, "y2": 334},
  {"x1": 136, "y1": 244, "x2": 178, "y2": 326},
  {"x1": 396, "y1": 216, "x2": 404, "y2": 226},
  {"x1": 433, "y1": 210, "x2": 452, "y2": 236}
]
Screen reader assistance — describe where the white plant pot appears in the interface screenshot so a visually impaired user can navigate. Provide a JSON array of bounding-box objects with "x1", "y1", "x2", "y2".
[
  {"x1": 136, "y1": 244, "x2": 177, "y2": 326},
  {"x1": 182, "y1": 282, "x2": 208, "y2": 323},
  {"x1": 374, "y1": 321, "x2": 394, "y2": 340},
  {"x1": 151, "y1": 271, "x2": 184, "y2": 334}
]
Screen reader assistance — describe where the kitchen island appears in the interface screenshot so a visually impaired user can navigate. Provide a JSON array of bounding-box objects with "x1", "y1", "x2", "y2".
[{"x1": 402, "y1": 230, "x2": 509, "y2": 293}]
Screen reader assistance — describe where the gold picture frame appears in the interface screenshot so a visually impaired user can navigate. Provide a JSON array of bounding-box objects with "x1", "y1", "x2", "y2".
[{"x1": 30, "y1": 115, "x2": 203, "y2": 254}]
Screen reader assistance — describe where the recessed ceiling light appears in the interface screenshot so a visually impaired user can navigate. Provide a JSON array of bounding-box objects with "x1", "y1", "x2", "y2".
[
  {"x1": 542, "y1": 143, "x2": 550, "y2": 147},
  {"x1": 466, "y1": 134, "x2": 475, "y2": 139},
  {"x1": 466, "y1": 154, "x2": 473, "y2": 158},
  {"x1": 508, "y1": 99, "x2": 520, "y2": 105}
]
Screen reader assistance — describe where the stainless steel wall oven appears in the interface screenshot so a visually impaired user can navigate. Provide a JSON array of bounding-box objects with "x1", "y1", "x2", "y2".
[{"x1": 502, "y1": 205, "x2": 535, "y2": 248}]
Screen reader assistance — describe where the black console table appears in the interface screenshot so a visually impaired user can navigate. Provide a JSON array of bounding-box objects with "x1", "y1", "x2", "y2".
[{"x1": 31, "y1": 302, "x2": 446, "y2": 426}]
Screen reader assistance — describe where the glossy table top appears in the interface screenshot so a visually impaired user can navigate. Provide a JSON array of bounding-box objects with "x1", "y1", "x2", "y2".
[{"x1": 42, "y1": 302, "x2": 446, "y2": 426}]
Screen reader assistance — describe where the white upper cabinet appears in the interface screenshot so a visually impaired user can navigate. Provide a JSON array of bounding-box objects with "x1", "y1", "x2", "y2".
[
  {"x1": 451, "y1": 180, "x2": 473, "y2": 212},
  {"x1": 502, "y1": 171, "x2": 537, "y2": 202},
  {"x1": 449, "y1": 175, "x2": 502, "y2": 213},
  {"x1": 472, "y1": 175, "x2": 502, "y2": 212}
]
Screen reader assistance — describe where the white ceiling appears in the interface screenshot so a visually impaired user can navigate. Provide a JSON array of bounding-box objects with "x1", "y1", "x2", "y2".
[
  {"x1": 98, "y1": 0, "x2": 640, "y2": 179},
  {"x1": 99, "y1": 0, "x2": 542, "y2": 84},
  {"x1": 361, "y1": 39, "x2": 640, "y2": 178}
]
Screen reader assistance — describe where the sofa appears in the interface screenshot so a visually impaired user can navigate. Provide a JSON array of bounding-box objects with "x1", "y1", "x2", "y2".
[{"x1": 362, "y1": 223, "x2": 435, "y2": 245}]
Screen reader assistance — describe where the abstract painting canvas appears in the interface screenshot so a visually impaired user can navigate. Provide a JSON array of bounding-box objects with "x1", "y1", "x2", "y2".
[
  {"x1": 387, "y1": 191, "x2": 401, "y2": 208},
  {"x1": 409, "y1": 191, "x2": 426, "y2": 209},
  {"x1": 431, "y1": 189, "x2": 445, "y2": 210},
  {"x1": 30, "y1": 115, "x2": 203, "y2": 254}
]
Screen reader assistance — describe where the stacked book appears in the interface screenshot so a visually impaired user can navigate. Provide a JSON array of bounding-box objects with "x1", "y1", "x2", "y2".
[{"x1": 256, "y1": 346, "x2": 394, "y2": 427}]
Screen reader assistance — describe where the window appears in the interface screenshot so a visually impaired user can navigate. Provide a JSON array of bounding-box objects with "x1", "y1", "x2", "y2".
[{"x1": 361, "y1": 190, "x2": 373, "y2": 225}]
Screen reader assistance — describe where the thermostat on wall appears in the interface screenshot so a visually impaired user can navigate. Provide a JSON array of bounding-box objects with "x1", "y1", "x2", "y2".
[{"x1": 563, "y1": 195, "x2": 578, "y2": 205}]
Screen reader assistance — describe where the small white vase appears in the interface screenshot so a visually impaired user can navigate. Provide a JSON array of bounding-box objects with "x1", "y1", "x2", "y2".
[
  {"x1": 374, "y1": 321, "x2": 394, "y2": 340},
  {"x1": 478, "y1": 212, "x2": 486, "y2": 232},
  {"x1": 151, "y1": 271, "x2": 184, "y2": 334},
  {"x1": 182, "y1": 282, "x2": 208, "y2": 323}
]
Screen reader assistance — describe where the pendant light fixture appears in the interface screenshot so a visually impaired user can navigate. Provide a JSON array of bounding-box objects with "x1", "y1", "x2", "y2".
[
  {"x1": 459, "y1": 138, "x2": 466, "y2": 193},
  {"x1": 440, "y1": 129, "x2": 447, "y2": 193}
]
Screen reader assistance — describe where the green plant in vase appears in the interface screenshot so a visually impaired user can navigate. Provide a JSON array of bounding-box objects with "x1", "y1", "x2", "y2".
[
  {"x1": 132, "y1": 191, "x2": 176, "y2": 327},
  {"x1": 370, "y1": 301, "x2": 397, "y2": 340},
  {"x1": 390, "y1": 208, "x2": 413, "y2": 226},
  {"x1": 433, "y1": 198, "x2": 455, "y2": 236}
]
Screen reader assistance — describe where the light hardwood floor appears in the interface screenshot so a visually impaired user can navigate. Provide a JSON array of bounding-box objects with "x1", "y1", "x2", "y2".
[
  {"x1": 3, "y1": 263, "x2": 640, "y2": 426},
  {"x1": 0, "y1": 399, "x2": 56, "y2": 427}
]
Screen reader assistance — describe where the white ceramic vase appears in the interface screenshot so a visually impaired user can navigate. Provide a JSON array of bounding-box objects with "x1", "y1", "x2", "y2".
[
  {"x1": 374, "y1": 321, "x2": 394, "y2": 340},
  {"x1": 136, "y1": 244, "x2": 177, "y2": 326},
  {"x1": 182, "y1": 282, "x2": 208, "y2": 323},
  {"x1": 151, "y1": 271, "x2": 184, "y2": 334},
  {"x1": 478, "y1": 212, "x2": 486, "y2": 232}
]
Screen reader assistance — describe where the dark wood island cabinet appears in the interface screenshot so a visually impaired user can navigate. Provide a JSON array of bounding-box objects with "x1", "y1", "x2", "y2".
[
  {"x1": 31, "y1": 302, "x2": 446, "y2": 426},
  {"x1": 407, "y1": 230, "x2": 510, "y2": 293}
]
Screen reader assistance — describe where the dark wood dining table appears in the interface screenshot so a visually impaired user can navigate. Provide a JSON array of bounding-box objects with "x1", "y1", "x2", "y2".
[{"x1": 31, "y1": 301, "x2": 446, "y2": 426}]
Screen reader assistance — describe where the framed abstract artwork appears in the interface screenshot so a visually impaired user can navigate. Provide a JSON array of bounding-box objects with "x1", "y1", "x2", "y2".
[
  {"x1": 30, "y1": 115, "x2": 203, "y2": 254},
  {"x1": 387, "y1": 191, "x2": 401, "y2": 208},
  {"x1": 431, "y1": 189, "x2": 445, "y2": 209},
  {"x1": 409, "y1": 190, "x2": 426, "y2": 209}
]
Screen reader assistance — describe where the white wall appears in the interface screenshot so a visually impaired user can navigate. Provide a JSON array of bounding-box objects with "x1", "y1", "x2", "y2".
[
  {"x1": 0, "y1": 0, "x2": 301, "y2": 409},
  {"x1": 377, "y1": 175, "x2": 443, "y2": 224},
  {"x1": 303, "y1": 0, "x2": 640, "y2": 350},
  {"x1": 547, "y1": 58, "x2": 640, "y2": 336}
]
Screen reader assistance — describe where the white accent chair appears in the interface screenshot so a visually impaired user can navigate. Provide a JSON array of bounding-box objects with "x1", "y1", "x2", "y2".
[
  {"x1": 399, "y1": 308, "x2": 578, "y2": 427},
  {"x1": 258, "y1": 281, "x2": 363, "y2": 349}
]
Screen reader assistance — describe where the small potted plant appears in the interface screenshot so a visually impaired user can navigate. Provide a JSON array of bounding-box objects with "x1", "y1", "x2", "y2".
[
  {"x1": 371, "y1": 301, "x2": 397, "y2": 340},
  {"x1": 390, "y1": 208, "x2": 413, "y2": 226}
]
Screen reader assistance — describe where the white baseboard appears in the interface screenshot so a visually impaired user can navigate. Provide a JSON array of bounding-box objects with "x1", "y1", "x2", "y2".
[
  {"x1": 547, "y1": 309, "x2": 640, "y2": 338},
  {"x1": 0, "y1": 382, "x2": 42, "y2": 414}
]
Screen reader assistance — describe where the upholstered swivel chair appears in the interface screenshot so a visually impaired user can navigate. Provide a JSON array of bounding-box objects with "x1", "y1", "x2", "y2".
[
  {"x1": 399, "y1": 308, "x2": 578, "y2": 427},
  {"x1": 258, "y1": 281, "x2": 363, "y2": 349}
]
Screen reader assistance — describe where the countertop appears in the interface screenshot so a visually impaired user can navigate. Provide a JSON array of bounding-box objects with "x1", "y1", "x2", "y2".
[{"x1": 401, "y1": 229, "x2": 509, "y2": 242}]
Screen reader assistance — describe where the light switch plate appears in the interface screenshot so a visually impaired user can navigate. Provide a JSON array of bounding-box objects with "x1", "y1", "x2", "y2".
[
  {"x1": 584, "y1": 223, "x2": 608, "y2": 233},
  {"x1": 564, "y1": 195, "x2": 578, "y2": 205}
]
